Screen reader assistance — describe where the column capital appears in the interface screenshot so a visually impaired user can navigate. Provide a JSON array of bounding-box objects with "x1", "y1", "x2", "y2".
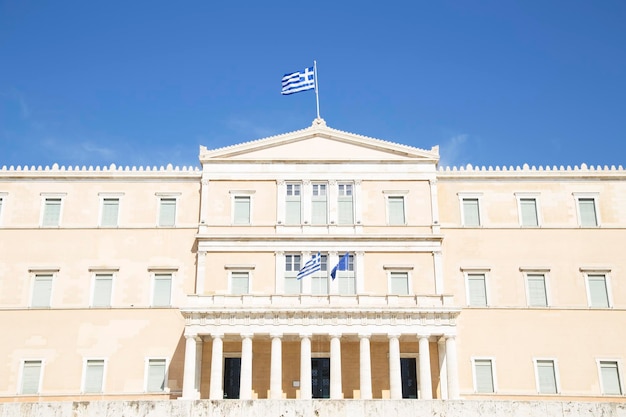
[
  {"x1": 329, "y1": 179, "x2": 337, "y2": 185},
  {"x1": 240, "y1": 333, "x2": 254, "y2": 340},
  {"x1": 358, "y1": 333, "x2": 371, "y2": 339},
  {"x1": 277, "y1": 179, "x2": 285, "y2": 185},
  {"x1": 275, "y1": 250, "x2": 284, "y2": 256},
  {"x1": 417, "y1": 333, "x2": 431, "y2": 341},
  {"x1": 429, "y1": 179, "x2": 438, "y2": 186},
  {"x1": 354, "y1": 179, "x2": 362, "y2": 185},
  {"x1": 329, "y1": 333, "x2": 342, "y2": 339},
  {"x1": 270, "y1": 332, "x2": 283, "y2": 339},
  {"x1": 299, "y1": 333, "x2": 312, "y2": 339},
  {"x1": 303, "y1": 179, "x2": 311, "y2": 185},
  {"x1": 201, "y1": 179, "x2": 210, "y2": 186},
  {"x1": 387, "y1": 333, "x2": 401, "y2": 340},
  {"x1": 211, "y1": 333, "x2": 224, "y2": 340}
]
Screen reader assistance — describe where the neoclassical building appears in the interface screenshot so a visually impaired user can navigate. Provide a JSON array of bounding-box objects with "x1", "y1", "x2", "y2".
[{"x1": 0, "y1": 119, "x2": 624, "y2": 404}]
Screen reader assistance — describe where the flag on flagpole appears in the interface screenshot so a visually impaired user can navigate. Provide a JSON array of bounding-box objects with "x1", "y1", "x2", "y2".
[
  {"x1": 330, "y1": 252, "x2": 350, "y2": 280},
  {"x1": 281, "y1": 66, "x2": 315, "y2": 95},
  {"x1": 297, "y1": 252, "x2": 321, "y2": 280}
]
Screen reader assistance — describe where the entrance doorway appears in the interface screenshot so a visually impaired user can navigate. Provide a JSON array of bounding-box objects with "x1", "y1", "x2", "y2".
[
  {"x1": 223, "y1": 357, "x2": 241, "y2": 399},
  {"x1": 400, "y1": 357, "x2": 418, "y2": 398},
  {"x1": 311, "y1": 358, "x2": 330, "y2": 398}
]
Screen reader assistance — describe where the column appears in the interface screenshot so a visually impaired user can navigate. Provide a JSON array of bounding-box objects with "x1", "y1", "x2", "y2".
[
  {"x1": 388, "y1": 334, "x2": 402, "y2": 399},
  {"x1": 359, "y1": 334, "x2": 372, "y2": 399},
  {"x1": 274, "y1": 251, "x2": 284, "y2": 294},
  {"x1": 445, "y1": 335, "x2": 460, "y2": 399},
  {"x1": 209, "y1": 334, "x2": 224, "y2": 400},
  {"x1": 195, "y1": 337, "x2": 203, "y2": 397},
  {"x1": 354, "y1": 180, "x2": 363, "y2": 228},
  {"x1": 300, "y1": 334, "x2": 312, "y2": 399},
  {"x1": 418, "y1": 335, "x2": 433, "y2": 399},
  {"x1": 355, "y1": 251, "x2": 365, "y2": 294},
  {"x1": 276, "y1": 180, "x2": 286, "y2": 225},
  {"x1": 433, "y1": 250, "x2": 444, "y2": 295},
  {"x1": 240, "y1": 334, "x2": 253, "y2": 400},
  {"x1": 196, "y1": 250, "x2": 206, "y2": 295},
  {"x1": 270, "y1": 333, "x2": 283, "y2": 399},
  {"x1": 330, "y1": 334, "x2": 343, "y2": 399},
  {"x1": 328, "y1": 251, "x2": 339, "y2": 294},
  {"x1": 302, "y1": 180, "x2": 312, "y2": 225},
  {"x1": 301, "y1": 251, "x2": 312, "y2": 294},
  {"x1": 182, "y1": 334, "x2": 199, "y2": 399},
  {"x1": 438, "y1": 337, "x2": 448, "y2": 399},
  {"x1": 199, "y1": 179, "x2": 210, "y2": 228},
  {"x1": 429, "y1": 179, "x2": 440, "y2": 234}
]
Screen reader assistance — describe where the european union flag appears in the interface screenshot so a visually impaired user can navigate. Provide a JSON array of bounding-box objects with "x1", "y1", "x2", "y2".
[{"x1": 330, "y1": 252, "x2": 350, "y2": 280}]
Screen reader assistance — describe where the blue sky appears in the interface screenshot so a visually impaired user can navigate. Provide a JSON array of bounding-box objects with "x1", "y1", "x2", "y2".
[{"x1": 1, "y1": 1, "x2": 625, "y2": 168}]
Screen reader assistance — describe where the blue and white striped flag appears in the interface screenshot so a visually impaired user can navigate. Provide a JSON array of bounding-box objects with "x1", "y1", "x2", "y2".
[
  {"x1": 297, "y1": 252, "x2": 321, "y2": 280},
  {"x1": 281, "y1": 66, "x2": 315, "y2": 95}
]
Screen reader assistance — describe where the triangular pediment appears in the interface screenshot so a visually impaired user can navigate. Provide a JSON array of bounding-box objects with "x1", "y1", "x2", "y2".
[{"x1": 199, "y1": 119, "x2": 439, "y2": 163}]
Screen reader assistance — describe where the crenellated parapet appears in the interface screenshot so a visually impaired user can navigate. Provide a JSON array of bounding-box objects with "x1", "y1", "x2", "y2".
[
  {"x1": 439, "y1": 163, "x2": 626, "y2": 178},
  {"x1": 0, "y1": 163, "x2": 201, "y2": 178}
]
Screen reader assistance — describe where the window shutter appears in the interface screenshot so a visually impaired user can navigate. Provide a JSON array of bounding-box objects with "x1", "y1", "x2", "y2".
[
  {"x1": 159, "y1": 198, "x2": 176, "y2": 226},
  {"x1": 388, "y1": 197, "x2": 405, "y2": 225},
  {"x1": 152, "y1": 274, "x2": 172, "y2": 306},
  {"x1": 84, "y1": 360, "x2": 105, "y2": 393},
  {"x1": 468, "y1": 274, "x2": 487, "y2": 306},
  {"x1": 101, "y1": 198, "x2": 119, "y2": 226},
  {"x1": 588, "y1": 275, "x2": 609, "y2": 307},
  {"x1": 537, "y1": 360, "x2": 557, "y2": 393},
  {"x1": 338, "y1": 273, "x2": 356, "y2": 295},
  {"x1": 520, "y1": 198, "x2": 538, "y2": 226},
  {"x1": 527, "y1": 274, "x2": 547, "y2": 306},
  {"x1": 475, "y1": 360, "x2": 494, "y2": 393},
  {"x1": 338, "y1": 198, "x2": 354, "y2": 224},
  {"x1": 42, "y1": 198, "x2": 61, "y2": 227},
  {"x1": 579, "y1": 198, "x2": 598, "y2": 226},
  {"x1": 32, "y1": 275, "x2": 53, "y2": 307},
  {"x1": 21, "y1": 361, "x2": 42, "y2": 394},
  {"x1": 147, "y1": 359, "x2": 166, "y2": 392},
  {"x1": 231, "y1": 272, "x2": 249, "y2": 295},
  {"x1": 311, "y1": 200, "x2": 327, "y2": 224},
  {"x1": 390, "y1": 272, "x2": 409, "y2": 295},
  {"x1": 463, "y1": 198, "x2": 480, "y2": 226},
  {"x1": 284, "y1": 276, "x2": 301, "y2": 294},
  {"x1": 311, "y1": 275, "x2": 328, "y2": 295},
  {"x1": 93, "y1": 275, "x2": 113, "y2": 307},
  {"x1": 234, "y1": 196, "x2": 251, "y2": 224},
  {"x1": 286, "y1": 200, "x2": 301, "y2": 224},
  {"x1": 601, "y1": 362, "x2": 622, "y2": 395}
]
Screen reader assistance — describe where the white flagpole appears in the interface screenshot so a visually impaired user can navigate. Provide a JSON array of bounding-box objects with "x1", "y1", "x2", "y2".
[{"x1": 314, "y1": 60, "x2": 321, "y2": 119}]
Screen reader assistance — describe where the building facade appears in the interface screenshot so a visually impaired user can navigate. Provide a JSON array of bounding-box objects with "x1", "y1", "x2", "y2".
[{"x1": 0, "y1": 119, "x2": 624, "y2": 404}]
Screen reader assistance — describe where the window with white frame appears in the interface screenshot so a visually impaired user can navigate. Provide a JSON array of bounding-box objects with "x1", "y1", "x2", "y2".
[
  {"x1": 466, "y1": 272, "x2": 488, "y2": 306},
  {"x1": 230, "y1": 271, "x2": 250, "y2": 295},
  {"x1": 100, "y1": 196, "x2": 120, "y2": 227},
  {"x1": 20, "y1": 360, "x2": 43, "y2": 394},
  {"x1": 92, "y1": 272, "x2": 114, "y2": 307},
  {"x1": 158, "y1": 197, "x2": 177, "y2": 227},
  {"x1": 83, "y1": 359, "x2": 105, "y2": 393},
  {"x1": 535, "y1": 359, "x2": 558, "y2": 394},
  {"x1": 473, "y1": 358, "x2": 495, "y2": 393},
  {"x1": 517, "y1": 195, "x2": 539, "y2": 227},
  {"x1": 337, "y1": 183, "x2": 354, "y2": 224},
  {"x1": 461, "y1": 196, "x2": 481, "y2": 227},
  {"x1": 233, "y1": 195, "x2": 251, "y2": 225},
  {"x1": 599, "y1": 361, "x2": 623, "y2": 395},
  {"x1": 311, "y1": 183, "x2": 328, "y2": 225},
  {"x1": 41, "y1": 196, "x2": 63, "y2": 227},
  {"x1": 31, "y1": 273, "x2": 54, "y2": 308},
  {"x1": 575, "y1": 194, "x2": 599, "y2": 227},
  {"x1": 585, "y1": 272, "x2": 611, "y2": 308},
  {"x1": 146, "y1": 358, "x2": 167, "y2": 392},
  {"x1": 284, "y1": 254, "x2": 301, "y2": 294},
  {"x1": 152, "y1": 273, "x2": 172, "y2": 307},
  {"x1": 311, "y1": 254, "x2": 328, "y2": 295},
  {"x1": 336, "y1": 254, "x2": 356, "y2": 295},
  {"x1": 386, "y1": 193, "x2": 406, "y2": 225},
  {"x1": 285, "y1": 183, "x2": 301, "y2": 225},
  {"x1": 389, "y1": 271, "x2": 409, "y2": 295},
  {"x1": 526, "y1": 273, "x2": 548, "y2": 307}
]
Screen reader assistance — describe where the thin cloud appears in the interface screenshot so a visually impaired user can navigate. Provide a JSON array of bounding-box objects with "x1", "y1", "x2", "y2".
[{"x1": 438, "y1": 133, "x2": 470, "y2": 167}]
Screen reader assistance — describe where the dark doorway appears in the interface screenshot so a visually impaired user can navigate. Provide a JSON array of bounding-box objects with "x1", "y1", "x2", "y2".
[
  {"x1": 400, "y1": 357, "x2": 418, "y2": 398},
  {"x1": 311, "y1": 358, "x2": 330, "y2": 398},
  {"x1": 223, "y1": 357, "x2": 241, "y2": 399}
]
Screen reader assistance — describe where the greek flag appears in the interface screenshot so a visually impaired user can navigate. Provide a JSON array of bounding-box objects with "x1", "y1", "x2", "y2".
[
  {"x1": 330, "y1": 252, "x2": 350, "y2": 280},
  {"x1": 297, "y1": 252, "x2": 321, "y2": 280},
  {"x1": 281, "y1": 66, "x2": 315, "y2": 95}
]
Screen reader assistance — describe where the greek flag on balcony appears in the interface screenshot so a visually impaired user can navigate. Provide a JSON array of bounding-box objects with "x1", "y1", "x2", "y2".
[
  {"x1": 281, "y1": 66, "x2": 315, "y2": 95},
  {"x1": 330, "y1": 252, "x2": 350, "y2": 280},
  {"x1": 297, "y1": 252, "x2": 321, "y2": 280}
]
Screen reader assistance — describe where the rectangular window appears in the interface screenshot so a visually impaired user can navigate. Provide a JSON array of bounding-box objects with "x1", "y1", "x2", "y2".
[
  {"x1": 600, "y1": 361, "x2": 623, "y2": 395},
  {"x1": 285, "y1": 183, "x2": 301, "y2": 225},
  {"x1": 20, "y1": 360, "x2": 42, "y2": 394},
  {"x1": 311, "y1": 254, "x2": 328, "y2": 295},
  {"x1": 474, "y1": 359, "x2": 495, "y2": 393},
  {"x1": 467, "y1": 273, "x2": 487, "y2": 306},
  {"x1": 338, "y1": 183, "x2": 354, "y2": 224},
  {"x1": 519, "y1": 198, "x2": 539, "y2": 227},
  {"x1": 284, "y1": 254, "x2": 301, "y2": 294},
  {"x1": 100, "y1": 198, "x2": 120, "y2": 227},
  {"x1": 31, "y1": 274, "x2": 53, "y2": 308},
  {"x1": 527, "y1": 274, "x2": 548, "y2": 307},
  {"x1": 158, "y1": 198, "x2": 177, "y2": 227},
  {"x1": 536, "y1": 360, "x2": 558, "y2": 394},
  {"x1": 233, "y1": 196, "x2": 251, "y2": 225},
  {"x1": 311, "y1": 183, "x2": 328, "y2": 225},
  {"x1": 388, "y1": 196, "x2": 406, "y2": 225},
  {"x1": 390, "y1": 271, "x2": 409, "y2": 295},
  {"x1": 578, "y1": 197, "x2": 598, "y2": 227},
  {"x1": 146, "y1": 359, "x2": 166, "y2": 392},
  {"x1": 92, "y1": 273, "x2": 113, "y2": 307},
  {"x1": 42, "y1": 197, "x2": 62, "y2": 227},
  {"x1": 152, "y1": 273, "x2": 172, "y2": 306},
  {"x1": 337, "y1": 254, "x2": 355, "y2": 295},
  {"x1": 231, "y1": 271, "x2": 250, "y2": 295},
  {"x1": 588, "y1": 274, "x2": 610, "y2": 308},
  {"x1": 462, "y1": 198, "x2": 481, "y2": 227},
  {"x1": 83, "y1": 360, "x2": 105, "y2": 393}
]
